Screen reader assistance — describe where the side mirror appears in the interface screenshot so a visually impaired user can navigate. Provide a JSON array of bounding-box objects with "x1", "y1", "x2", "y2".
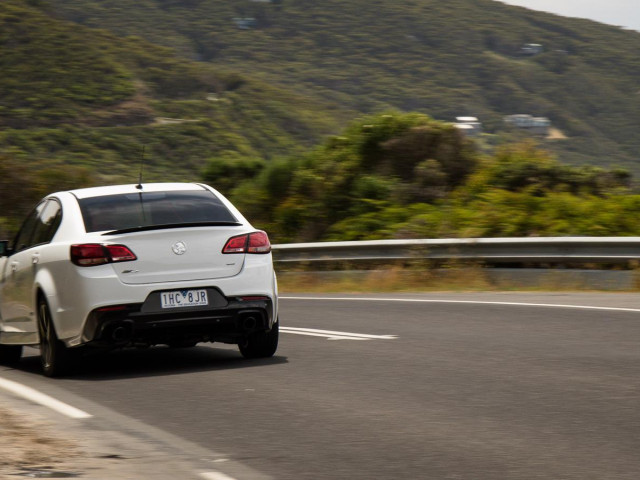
[{"x1": 0, "y1": 240, "x2": 11, "y2": 257}]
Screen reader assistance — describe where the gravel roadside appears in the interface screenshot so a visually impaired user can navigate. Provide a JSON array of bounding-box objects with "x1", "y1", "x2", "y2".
[
  {"x1": 0, "y1": 394, "x2": 224, "y2": 480},
  {"x1": 0, "y1": 403, "x2": 81, "y2": 478}
]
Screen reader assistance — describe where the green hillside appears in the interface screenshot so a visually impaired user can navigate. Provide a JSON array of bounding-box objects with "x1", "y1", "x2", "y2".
[
  {"x1": 44, "y1": 0, "x2": 640, "y2": 174},
  {"x1": 0, "y1": 0, "x2": 352, "y2": 236},
  {"x1": 2, "y1": 0, "x2": 640, "y2": 242},
  {"x1": 0, "y1": 0, "x2": 346, "y2": 182}
]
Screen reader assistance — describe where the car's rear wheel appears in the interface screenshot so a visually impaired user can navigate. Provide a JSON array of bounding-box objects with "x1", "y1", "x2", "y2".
[
  {"x1": 0, "y1": 344, "x2": 22, "y2": 366},
  {"x1": 38, "y1": 299, "x2": 71, "y2": 377},
  {"x1": 238, "y1": 319, "x2": 279, "y2": 359}
]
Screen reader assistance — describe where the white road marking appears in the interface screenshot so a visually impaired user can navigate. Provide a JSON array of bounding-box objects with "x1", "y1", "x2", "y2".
[
  {"x1": 280, "y1": 296, "x2": 640, "y2": 313},
  {"x1": 281, "y1": 327, "x2": 397, "y2": 341},
  {"x1": 200, "y1": 472, "x2": 238, "y2": 480},
  {"x1": 0, "y1": 377, "x2": 92, "y2": 419},
  {"x1": 281, "y1": 330, "x2": 369, "y2": 340}
]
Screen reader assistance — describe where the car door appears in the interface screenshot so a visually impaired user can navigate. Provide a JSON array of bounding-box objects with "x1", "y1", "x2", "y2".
[{"x1": 0, "y1": 200, "x2": 61, "y2": 334}]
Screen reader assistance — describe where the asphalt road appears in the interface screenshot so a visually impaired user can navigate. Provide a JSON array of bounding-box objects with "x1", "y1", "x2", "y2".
[{"x1": 8, "y1": 293, "x2": 640, "y2": 479}]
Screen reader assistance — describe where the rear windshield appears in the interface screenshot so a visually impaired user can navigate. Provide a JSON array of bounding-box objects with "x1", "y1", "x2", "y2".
[{"x1": 78, "y1": 190, "x2": 238, "y2": 233}]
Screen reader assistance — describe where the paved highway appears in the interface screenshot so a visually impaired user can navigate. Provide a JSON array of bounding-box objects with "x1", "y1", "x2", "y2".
[{"x1": 5, "y1": 293, "x2": 640, "y2": 479}]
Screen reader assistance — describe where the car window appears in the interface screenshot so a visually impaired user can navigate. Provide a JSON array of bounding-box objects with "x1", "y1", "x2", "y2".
[
  {"x1": 78, "y1": 190, "x2": 238, "y2": 233},
  {"x1": 12, "y1": 201, "x2": 47, "y2": 252},
  {"x1": 31, "y1": 199, "x2": 62, "y2": 246}
]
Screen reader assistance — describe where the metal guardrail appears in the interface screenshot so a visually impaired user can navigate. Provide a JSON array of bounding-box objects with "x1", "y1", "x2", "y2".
[{"x1": 272, "y1": 237, "x2": 640, "y2": 265}]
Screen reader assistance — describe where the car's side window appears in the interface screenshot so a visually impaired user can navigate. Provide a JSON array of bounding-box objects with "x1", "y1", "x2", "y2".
[
  {"x1": 12, "y1": 202, "x2": 46, "y2": 253},
  {"x1": 31, "y1": 199, "x2": 62, "y2": 247}
]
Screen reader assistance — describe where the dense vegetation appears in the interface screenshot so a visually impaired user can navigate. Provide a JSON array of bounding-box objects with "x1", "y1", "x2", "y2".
[
  {"x1": 0, "y1": 0, "x2": 350, "y2": 236},
  {"x1": 2, "y1": 0, "x2": 640, "y2": 243},
  {"x1": 45, "y1": 0, "x2": 640, "y2": 174},
  {"x1": 217, "y1": 113, "x2": 640, "y2": 242},
  {"x1": 0, "y1": 1, "x2": 346, "y2": 179}
]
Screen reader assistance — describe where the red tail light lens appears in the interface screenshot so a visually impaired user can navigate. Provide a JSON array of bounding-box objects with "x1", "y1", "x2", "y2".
[
  {"x1": 106, "y1": 245, "x2": 137, "y2": 263},
  {"x1": 222, "y1": 235, "x2": 248, "y2": 254},
  {"x1": 247, "y1": 231, "x2": 271, "y2": 253},
  {"x1": 222, "y1": 231, "x2": 271, "y2": 254},
  {"x1": 70, "y1": 244, "x2": 108, "y2": 266},
  {"x1": 71, "y1": 244, "x2": 137, "y2": 267}
]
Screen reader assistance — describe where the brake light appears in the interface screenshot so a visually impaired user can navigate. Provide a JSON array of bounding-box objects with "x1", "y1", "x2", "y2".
[
  {"x1": 247, "y1": 231, "x2": 271, "y2": 253},
  {"x1": 107, "y1": 245, "x2": 137, "y2": 263},
  {"x1": 222, "y1": 235, "x2": 248, "y2": 254},
  {"x1": 222, "y1": 231, "x2": 271, "y2": 254},
  {"x1": 70, "y1": 244, "x2": 137, "y2": 267}
]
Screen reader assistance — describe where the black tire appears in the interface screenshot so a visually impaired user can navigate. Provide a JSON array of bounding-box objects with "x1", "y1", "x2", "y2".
[
  {"x1": 0, "y1": 344, "x2": 22, "y2": 366},
  {"x1": 37, "y1": 299, "x2": 71, "y2": 377},
  {"x1": 238, "y1": 319, "x2": 279, "y2": 359}
]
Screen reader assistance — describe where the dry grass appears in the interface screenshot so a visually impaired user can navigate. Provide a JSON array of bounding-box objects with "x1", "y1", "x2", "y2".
[
  {"x1": 278, "y1": 267, "x2": 494, "y2": 293},
  {"x1": 276, "y1": 266, "x2": 640, "y2": 293},
  {"x1": 0, "y1": 404, "x2": 80, "y2": 475}
]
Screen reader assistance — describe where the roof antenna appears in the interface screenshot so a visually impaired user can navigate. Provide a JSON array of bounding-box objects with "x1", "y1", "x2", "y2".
[{"x1": 136, "y1": 145, "x2": 145, "y2": 190}]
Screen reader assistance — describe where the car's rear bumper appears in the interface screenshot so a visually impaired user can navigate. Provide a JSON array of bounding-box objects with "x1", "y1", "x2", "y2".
[
  {"x1": 81, "y1": 293, "x2": 274, "y2": 347},
  {"x1": 52, "y1": 254, "x2": 278, "y2": 347}
]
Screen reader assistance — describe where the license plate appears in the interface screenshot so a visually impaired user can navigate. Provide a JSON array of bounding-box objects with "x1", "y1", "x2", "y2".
[{"x1": 160, "y1": 289, "x2": 209, "y2": 309}]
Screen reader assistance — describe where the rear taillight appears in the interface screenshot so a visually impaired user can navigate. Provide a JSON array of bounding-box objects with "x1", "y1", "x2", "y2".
[
  {"x1": 247, "y1": 231, "x2": 271, "y2": 253},
  {"x1": 222, "y1": 231, "x2": 271, "y2": 254},
  {"x1": 222, "y1": 235, "x2": 248, "y2": 254},
  {"x1": 107, "y1": 245, "x2": 137, "y2": 263},
  {"x1": 70, "y1": 244, "x2": 137, "y2": 267}
]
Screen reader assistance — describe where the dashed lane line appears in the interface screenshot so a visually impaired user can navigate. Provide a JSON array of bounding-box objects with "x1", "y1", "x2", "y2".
[
  {"x1": 280, "y1": 326, "x2": 397, "y2": 341},
  {"x1": 200, "y1": 471, "x2": 238, "y2": 480}
]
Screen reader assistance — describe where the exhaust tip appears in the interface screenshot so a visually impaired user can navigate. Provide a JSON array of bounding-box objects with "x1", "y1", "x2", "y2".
[
  {"x1": 111, "y1": 321, "x2": 134, "y2": 343},
  {"x1": 242, "y1": 316, "x2": 257, "y2": 331}
]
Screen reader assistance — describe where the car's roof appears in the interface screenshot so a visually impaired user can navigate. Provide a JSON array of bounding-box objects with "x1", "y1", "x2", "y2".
[{"x1": 64, "y1": 183, "x2": 209, "y2": 200}]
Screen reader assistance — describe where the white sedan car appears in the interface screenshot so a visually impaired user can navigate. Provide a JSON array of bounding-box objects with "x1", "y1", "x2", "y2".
[{"x1": 0, "y1": 183, "x2": 279, "y2": 376}]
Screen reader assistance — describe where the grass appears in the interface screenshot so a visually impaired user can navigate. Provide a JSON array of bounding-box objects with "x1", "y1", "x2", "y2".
[{"x1": 276, "y1": 267, "x2": 640, "y2": 293}]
